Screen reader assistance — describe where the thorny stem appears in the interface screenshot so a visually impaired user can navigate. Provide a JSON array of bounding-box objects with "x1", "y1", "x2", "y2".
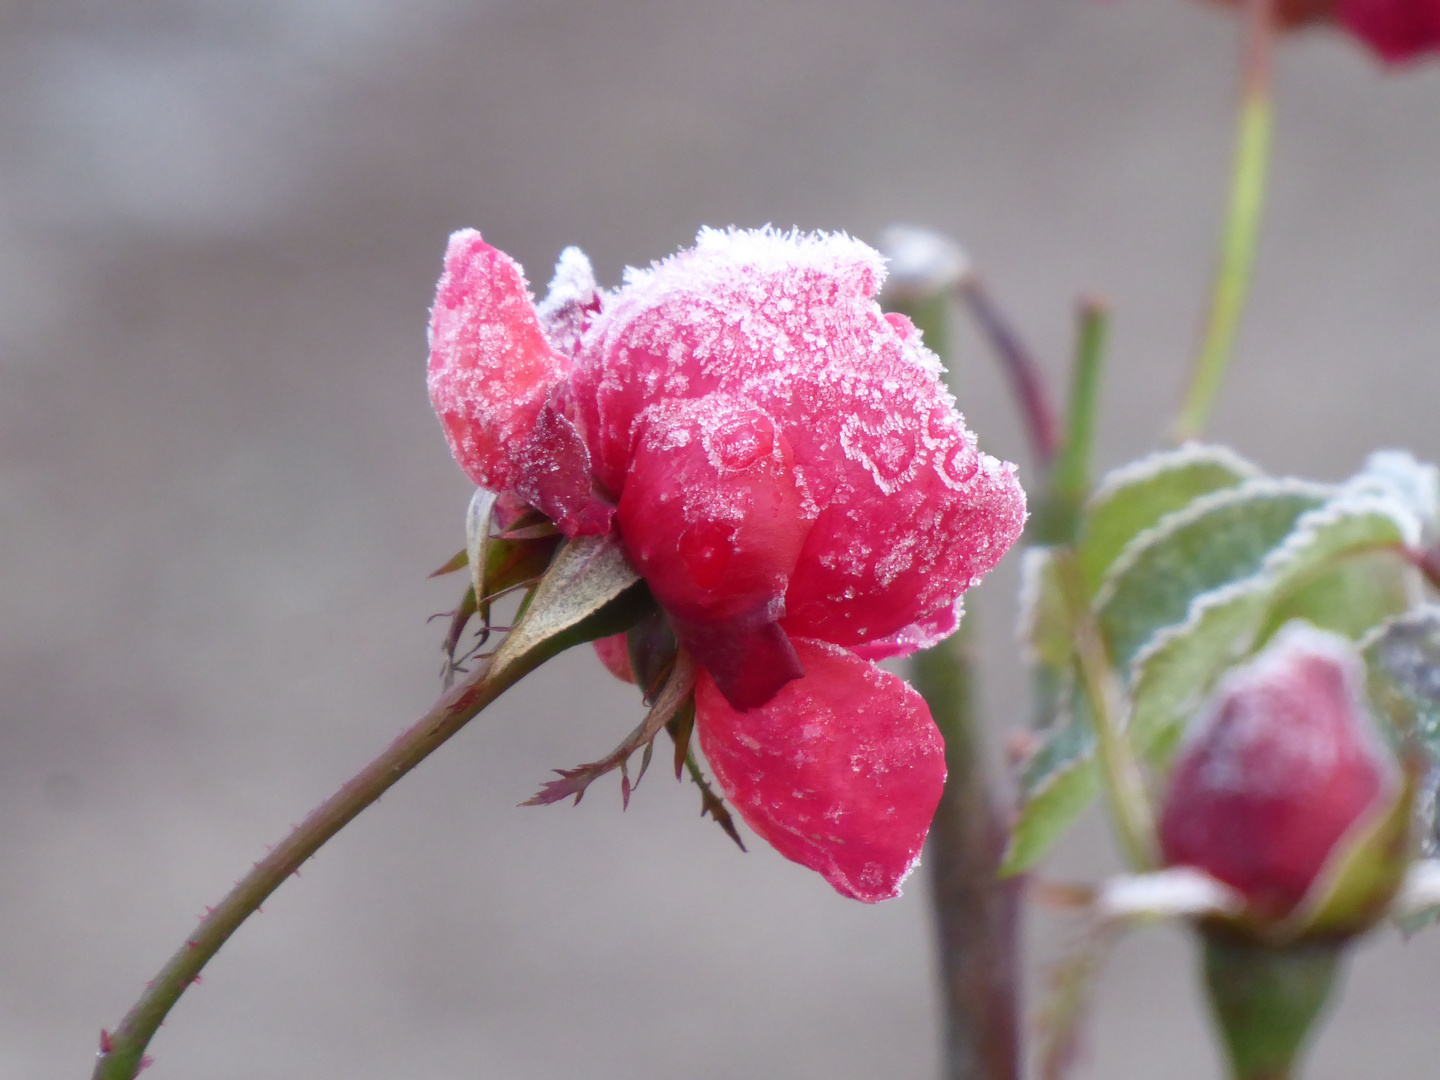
[
  {"x1": 1173, "y1": 0, "x2": 1276, "y2": 442},
  {"x1": 913, "y1": 625, "x2": 1022, "y2": 1080},
  {"x1": 91, "y1": 649, "x2": 543, "y2": 1080},
  {"x1": 958, "y1": 277, "x2": 1062, "y2": 470},
  {"x1": 1053, "y1": 550, "x2": 1159, "y2": 872}
]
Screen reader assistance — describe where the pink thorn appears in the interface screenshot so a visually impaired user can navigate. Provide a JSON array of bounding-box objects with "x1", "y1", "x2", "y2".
[{"x1": 99, "y1": 1030, "x2": 113, "y2": 1054}]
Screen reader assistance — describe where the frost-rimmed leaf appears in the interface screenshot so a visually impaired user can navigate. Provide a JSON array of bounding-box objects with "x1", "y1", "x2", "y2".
[
  {"x1": 1077, "y1": 444, "x2": 1261, "y2": 595},
  {"x1": 1364, "y1": 606, "x2": 1440, "y2": 757},
  {"x1": 1002, "y1": 687, "x2": 1096, "y2": 875},
  {"x1": 1364, "y1": 607, "x2": 1440, "y2": 862},
  {"x1": 1127, "y1": 484, "x2": 1423, "y2": 764},
  {"x1": 1095, "y1": 480, "x2": 1332, "y2": 672}
]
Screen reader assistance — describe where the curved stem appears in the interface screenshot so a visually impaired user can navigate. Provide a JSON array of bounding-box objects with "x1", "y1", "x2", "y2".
[
  {"x1": 91, "y1": 650, "x2": 537, "y2": 1080},
  {"x1": 958, "y1": 276, "x2": 1062, "y2": 470},
  {"x1": 1172, "y1": 0, "x2": 1276, "y2": 443}
]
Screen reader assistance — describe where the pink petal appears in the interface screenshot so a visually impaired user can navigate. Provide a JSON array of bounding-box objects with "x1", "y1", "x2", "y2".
[
  {"x1": 511, "y1": 391, "x2": 614, "y2": 536},
  {"x1": 779, "y1": 371, "x2": 1026, "y2": 648},
  {"x1": 427, "y1": 229, "x2": 569, "y2": 493},
  {"x1": 694, "y1": 637, "x2": 946, "y2": 902},
  {"x1": 617, "y1": 396, "x2": 810, "y2": 709},
  {"x1": 592, "y1": 633, "x2": 635, "y2": 684},
  {"x1": 848, "y1": 597, "x2": 963, "y2": 661}
]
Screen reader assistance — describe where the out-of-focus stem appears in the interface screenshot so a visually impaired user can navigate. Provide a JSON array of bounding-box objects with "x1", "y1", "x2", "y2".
[
  {"x1": 913, "y1": 625, "x2": 1022, "y2": 1080},
  {"x1": 959, "y1": 277, "x2": 1062, "y2": 470},
  {"x1": 1173, "y1": 0, "x2": 1276, "y2": 443},
  {"x1": 1054, "y1": 551, "x2": 1159, "y2": 872},
  {"x1": 1030, "y1": 299, "x2": 1109, "y2": 546}
]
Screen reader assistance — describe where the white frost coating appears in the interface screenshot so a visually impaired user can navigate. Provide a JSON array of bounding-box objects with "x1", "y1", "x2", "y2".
[
  {"x1": 876, "y1": 225, "x2": 972, "y2": 300},
  {"x1": 620, "y1": 225, "x2": 886, "y2": 296},
  {"x1": 1393, "y1": 858, "x2": 1440, "y2": 919},
  {"x1": 1096, "y1": 868, "x2": 1244, "y2": 923},
  {"x1": 1086, "y1": 442, "x2": 1263, "y2": 513},
  {"x1": 1091, "y1": 477, "x2": 1336, "y2": 613},
  {"x1": 537, "y1": 245, "x2": 598, "y2": 360},
  {"x1": 1352, "y1": 450, "x2": 1440, "y2": 536}
]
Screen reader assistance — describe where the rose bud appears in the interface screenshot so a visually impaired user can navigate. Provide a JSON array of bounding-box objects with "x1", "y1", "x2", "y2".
[{"x1": 1160, "y1": 621, "x2": 1411, "y2": 939}]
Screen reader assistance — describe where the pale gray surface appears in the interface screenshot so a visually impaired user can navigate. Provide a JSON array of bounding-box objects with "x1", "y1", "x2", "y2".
[{"x1": 2, "y1": 2, "x2": 1439, "y2": 1078}]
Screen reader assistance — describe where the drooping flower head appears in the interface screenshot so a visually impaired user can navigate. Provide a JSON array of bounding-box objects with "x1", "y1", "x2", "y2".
[{"x1": 428, "y1": 226, "x2": 1027, "y2": 901}]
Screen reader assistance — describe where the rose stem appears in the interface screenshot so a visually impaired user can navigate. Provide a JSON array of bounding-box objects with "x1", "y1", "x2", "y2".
[
  {"x1": 1172, "y1": 0, "x2": 1277, "y2": 443},
  {"x1": 913, "y1": 627, "x2": 1022, "y2": 1080},
  {"x1": 959, "y1": 275, "x2": 1062, "y2": 470},
  {"x1": 91, "y1": 647, "x2": 539, "y2": 1080},
  {"x1": 890, "y1": 280, "x2": 1023, "y2": 1080}
]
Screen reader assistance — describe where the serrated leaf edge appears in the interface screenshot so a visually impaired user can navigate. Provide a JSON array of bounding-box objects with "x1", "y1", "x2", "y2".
[
  {"x1": 1091, "y1": 477, "x2": 1334, "y2": 614},
  {"x1": 1085, "y1": 442, "x2": 1263, "y2": 513},
  {"x1": 1126, "y1": 489, "x2": 1421, "y2": 699}
]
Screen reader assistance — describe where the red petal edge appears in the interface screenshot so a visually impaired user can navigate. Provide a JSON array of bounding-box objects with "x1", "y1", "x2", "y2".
[{"x1": 694, "y1": 637, "x2": 946, "y2": 902}]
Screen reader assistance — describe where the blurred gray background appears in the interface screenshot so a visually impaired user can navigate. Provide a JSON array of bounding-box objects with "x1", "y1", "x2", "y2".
[{"x1": 3, "y1": 1, "x2": 1439, "y2": 1077}]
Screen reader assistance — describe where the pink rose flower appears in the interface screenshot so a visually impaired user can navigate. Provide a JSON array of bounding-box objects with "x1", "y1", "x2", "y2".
[
  {"x1": 1159, "y1": 623, "x2": 1403, "y2": 925},
  {"x1": 427, "y1": 226, "x2": 1026, "y2": 901}
]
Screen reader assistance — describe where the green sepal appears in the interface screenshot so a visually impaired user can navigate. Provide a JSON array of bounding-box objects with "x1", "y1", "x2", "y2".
[{"x1": 1200, "y1": 932, "x2": 1343, "y2": 1080}]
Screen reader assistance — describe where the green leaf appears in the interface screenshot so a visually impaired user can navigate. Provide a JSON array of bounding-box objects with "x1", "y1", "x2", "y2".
[
  {"x1": 1019, "y1": 548, "x2": 1071, "y2": 673},
  {"x1": 1077, "y1": 444, "x2": 1261, "y2": 594},
  {"x1": 1002, "y1": 688, "x2": 1097, "y2": 875},
  {"x1": 1364, "y1": 606, "x2": 1440, "y2": 759},
  {"x1": 1096, "y1": 481, "x2": 1331, "y2": 672},
  {"x1": 1128, "y1": 491, "x2": 1420, "y2": 766}
]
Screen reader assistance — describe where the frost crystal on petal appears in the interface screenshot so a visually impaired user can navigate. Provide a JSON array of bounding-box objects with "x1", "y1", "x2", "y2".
[{"x1": 427, "y1": 229, "x2": 569, "y2": 493}]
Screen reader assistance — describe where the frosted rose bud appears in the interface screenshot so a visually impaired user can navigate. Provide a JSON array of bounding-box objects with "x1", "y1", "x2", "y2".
[{"x1": 1160, "y1": 623, "x2": 1406, "y2": 931}]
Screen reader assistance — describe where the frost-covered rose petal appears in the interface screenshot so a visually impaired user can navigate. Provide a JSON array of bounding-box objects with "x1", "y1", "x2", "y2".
[
  {"x1": 1159, "y1": 624, "x2": 1401, "y2": 922},
  {"x1": 428, "y1": 230, "x2": 567, "y2": 491},
  {"x1": 694, "y1": 638, "x2": 946, "y2": 902},
  {"x1": 572, "y1": 227, "x2": 1025, "y2": 651},
  {"x1": 428, "y1": 231, "x2": 610, "y2": 535},
  {"x1": 618, "y1": 396, "x2": 808, "y2": 709}
]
